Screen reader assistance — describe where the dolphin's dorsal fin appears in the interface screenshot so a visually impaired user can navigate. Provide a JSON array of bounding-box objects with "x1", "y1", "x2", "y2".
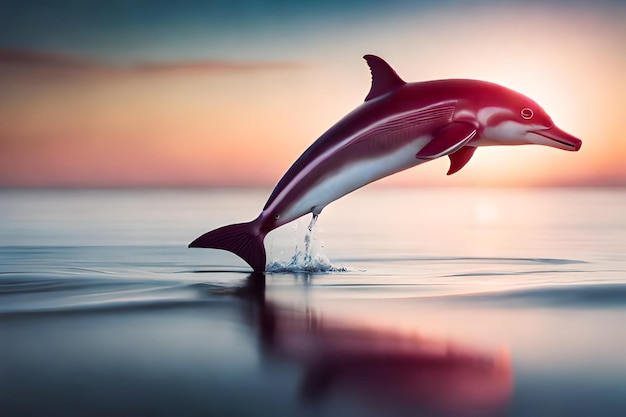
[{"x1": 363, "y1": 55, "x2": 406, "y2": 102}]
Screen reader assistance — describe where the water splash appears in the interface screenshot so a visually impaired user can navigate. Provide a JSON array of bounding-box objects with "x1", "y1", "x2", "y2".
[
  {"x1": 266, "y1": 252, "x2": 347, "y2": 274},
  {"x1": 266, "y1": 214, "x2": 348, "y2": 274}
]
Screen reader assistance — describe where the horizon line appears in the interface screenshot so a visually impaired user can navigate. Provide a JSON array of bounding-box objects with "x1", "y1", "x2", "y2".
[{"x1": 2, "y1": 183, "x2": 625, "y2": 191}]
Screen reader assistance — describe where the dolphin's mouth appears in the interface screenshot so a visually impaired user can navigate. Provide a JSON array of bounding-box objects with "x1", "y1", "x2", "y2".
[
  {"x1": 530, "y1": 126, "x2": 582, "y2": 151},
  {"x1": 537, "y1": 133, "x2": 577, "y2": 149}
]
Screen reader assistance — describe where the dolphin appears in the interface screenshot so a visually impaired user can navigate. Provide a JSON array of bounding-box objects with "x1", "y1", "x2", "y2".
[{"x1": 190, "y1": 54, "x2": 582, "y2": 271}]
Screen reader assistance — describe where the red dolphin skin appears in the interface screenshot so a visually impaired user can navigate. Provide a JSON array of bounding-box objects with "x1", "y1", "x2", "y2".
[{"x1": 190, "y1": 55, "x2": 582, "y2": 271}]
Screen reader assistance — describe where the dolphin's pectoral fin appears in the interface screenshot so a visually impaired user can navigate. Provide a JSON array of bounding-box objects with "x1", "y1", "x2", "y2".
[
  {"x1": 415, "y1": 122, "x2": 477, "y2": 160},
  {"x1": 363, "y1": 55, "x2": 406, "y2": 102},
  {"x1": 447, "y1": 146, "x2": 477, "y2": 175}
]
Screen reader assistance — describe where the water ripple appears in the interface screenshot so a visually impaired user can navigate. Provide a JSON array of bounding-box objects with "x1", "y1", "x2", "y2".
[
  {"x1": 335, "y1": 256, "x2": 587, "y2": 265},
  {"x1": 445, "y1": 269, "x2": 586, "y2": 278},
  {"x1": 447, "y1": 283, "x2": 626, "y2": 307}
]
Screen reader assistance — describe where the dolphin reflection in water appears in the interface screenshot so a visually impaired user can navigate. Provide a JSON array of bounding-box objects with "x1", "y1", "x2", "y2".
[
  {"x1": 190, "y1": 55, "x2": 582, "y2": 272},
  {"x1": 230, "y1": 274, "x2": 513, "y2": 416}
]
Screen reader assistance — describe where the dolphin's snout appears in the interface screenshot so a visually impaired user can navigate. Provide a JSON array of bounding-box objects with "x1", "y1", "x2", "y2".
[{"x1": 531, "y1": 125, "x2": 582, "y2": 152}]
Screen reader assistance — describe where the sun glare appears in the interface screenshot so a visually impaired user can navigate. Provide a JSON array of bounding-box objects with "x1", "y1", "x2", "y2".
[{"x1": 474, "y1": 201, "x2": 500, "y2": 225}]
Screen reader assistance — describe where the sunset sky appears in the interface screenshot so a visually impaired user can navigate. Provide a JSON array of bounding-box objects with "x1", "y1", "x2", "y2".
[{"x1": 0, "y1": 0, "x2": 624, "y2": 187}]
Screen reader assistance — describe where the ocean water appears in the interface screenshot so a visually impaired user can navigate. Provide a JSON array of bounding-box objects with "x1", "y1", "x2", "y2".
[{"x1": 1, "y1": 187, "x2": 626, "y2": 416}]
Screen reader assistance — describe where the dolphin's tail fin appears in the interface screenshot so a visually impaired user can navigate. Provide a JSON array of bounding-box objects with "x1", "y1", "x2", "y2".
[{"x1": 188, "y1": 219, "x2": 266, "y2": 272}]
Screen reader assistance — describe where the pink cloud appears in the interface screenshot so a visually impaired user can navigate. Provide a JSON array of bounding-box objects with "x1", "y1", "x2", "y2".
[{"x1": 0, "y1": 48, "x2": 305, "y2": 77}]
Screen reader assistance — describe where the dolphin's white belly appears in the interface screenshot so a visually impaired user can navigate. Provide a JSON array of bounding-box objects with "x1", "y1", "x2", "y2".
[{"x1": 283, "y1": 137, "x2": 430, "y2": 219}]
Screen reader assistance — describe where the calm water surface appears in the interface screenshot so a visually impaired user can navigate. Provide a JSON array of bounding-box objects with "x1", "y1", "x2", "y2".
[{"x1": 1, "y1": 188, "x2": 626, "y2": 416}]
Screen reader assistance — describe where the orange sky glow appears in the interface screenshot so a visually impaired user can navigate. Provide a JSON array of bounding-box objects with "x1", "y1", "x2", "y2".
[{"x1": 0, "y1": 4, "x2": 624, "y2": 188}]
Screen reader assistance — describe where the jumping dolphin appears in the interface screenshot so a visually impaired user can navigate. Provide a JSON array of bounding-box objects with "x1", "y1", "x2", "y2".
[{"x1": 190, "y1": 54, "x2": 582, "y2": 271}]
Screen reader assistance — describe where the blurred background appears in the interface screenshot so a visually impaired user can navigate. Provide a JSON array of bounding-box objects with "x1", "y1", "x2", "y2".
[{"x1": 0, "y1": 0, "x2": 624, "y2": 188}]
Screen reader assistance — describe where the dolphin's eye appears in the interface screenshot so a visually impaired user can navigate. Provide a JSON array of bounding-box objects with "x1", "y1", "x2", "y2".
[
  {"x1": 521, "y1": 108, "x2": 534, "y2": 120},
  {"x1": 274, "y1": 214, "x2": 280, "y2": 220}
]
